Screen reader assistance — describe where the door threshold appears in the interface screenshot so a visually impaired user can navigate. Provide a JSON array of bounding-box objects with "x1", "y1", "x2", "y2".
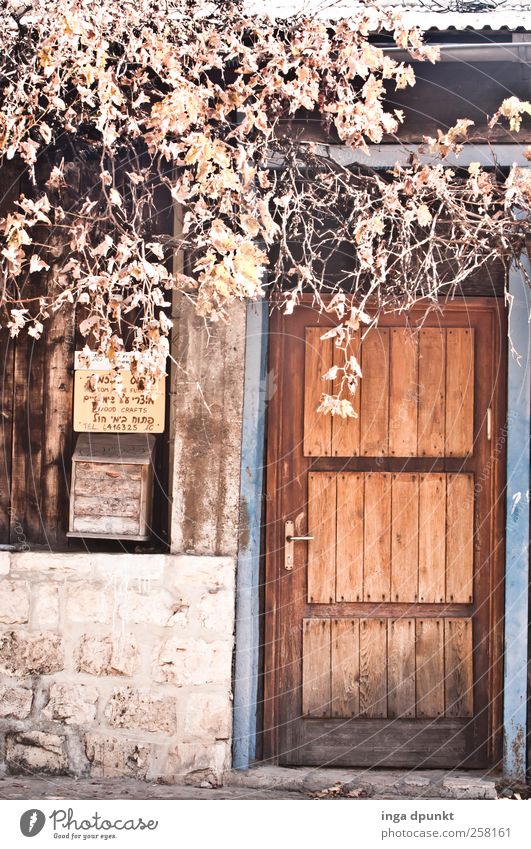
[{"x1": 225, "y1": 765, "x2": 498, "y2": 799}]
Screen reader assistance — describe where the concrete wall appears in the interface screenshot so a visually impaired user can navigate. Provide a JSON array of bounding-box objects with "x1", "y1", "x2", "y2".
[{"x1": 0, "y1": 298, "x2": 247, "y2": 784}]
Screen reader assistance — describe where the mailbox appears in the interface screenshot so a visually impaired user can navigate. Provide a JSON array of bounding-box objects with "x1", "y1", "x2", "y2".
[{"x1": 68, "y1": 433, "x2": 156, "y2": 540}]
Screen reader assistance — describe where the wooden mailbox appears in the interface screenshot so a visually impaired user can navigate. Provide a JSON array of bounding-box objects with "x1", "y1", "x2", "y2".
[{"x1": 68, "y1": 433, "x2": 156, "y2": 540}]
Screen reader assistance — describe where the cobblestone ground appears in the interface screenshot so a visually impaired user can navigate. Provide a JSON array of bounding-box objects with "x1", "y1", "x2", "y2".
[{"x1": 0, "y1": 775, "x2": 306, "y2": 800}]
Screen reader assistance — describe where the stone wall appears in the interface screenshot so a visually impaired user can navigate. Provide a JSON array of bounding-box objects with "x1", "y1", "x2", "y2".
[{"x1": 0, "y1": 552, "x2": 235, "y2": 785}]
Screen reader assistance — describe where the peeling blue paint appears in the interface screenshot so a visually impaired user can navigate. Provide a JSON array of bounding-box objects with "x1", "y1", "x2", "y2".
[
  {"x1": 233, "y1": 300, "x2": 268, "y2": 769},
  {"x1": 503, "y1": 260, "x2": 531, "y2": 782}
]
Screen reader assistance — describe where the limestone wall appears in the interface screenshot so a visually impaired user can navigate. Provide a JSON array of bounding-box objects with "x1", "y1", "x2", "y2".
[{"x1": 0, "y1": 552, "x2": 235, "y2": 785}]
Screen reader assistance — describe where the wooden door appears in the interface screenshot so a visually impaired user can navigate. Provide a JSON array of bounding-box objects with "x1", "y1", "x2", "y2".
[{"x1": 264, "y1": 298, "x2": 506, "y2": 768}]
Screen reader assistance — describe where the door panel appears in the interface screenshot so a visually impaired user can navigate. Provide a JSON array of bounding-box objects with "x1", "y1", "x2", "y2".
[
  {"x1": 303, "y1": 325, "x2": 475, "y2": 458},
  {"x1": 264, "y1": 298, "x2": 505, "y2": 768}
]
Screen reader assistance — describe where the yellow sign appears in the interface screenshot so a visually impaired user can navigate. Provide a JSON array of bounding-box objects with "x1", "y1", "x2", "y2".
[{"x1": 73, "y1": 369, "x2": 165, "y2": 433}]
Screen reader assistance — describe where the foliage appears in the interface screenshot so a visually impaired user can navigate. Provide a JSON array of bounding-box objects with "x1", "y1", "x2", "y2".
[{"x1": 0, "y1": 0, "x2": 529, "y2": 407}]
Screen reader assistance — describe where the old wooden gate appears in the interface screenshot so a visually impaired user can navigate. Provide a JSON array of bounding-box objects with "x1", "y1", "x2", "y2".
[{"x1": 264, "y1": 298, "x2": 506, "y2": 768}]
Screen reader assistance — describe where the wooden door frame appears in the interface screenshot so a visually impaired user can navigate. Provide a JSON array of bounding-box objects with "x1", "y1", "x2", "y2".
[{"x1": 260, "y1": 296, "x2": 507, "y2": 768}]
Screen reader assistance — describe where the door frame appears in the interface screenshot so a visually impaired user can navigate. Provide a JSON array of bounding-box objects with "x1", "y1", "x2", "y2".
[{"x1": 233, "y1": 287, "x2": 528, "y2": 779}]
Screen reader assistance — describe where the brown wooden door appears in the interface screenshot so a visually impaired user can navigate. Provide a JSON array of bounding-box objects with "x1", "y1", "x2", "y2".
[{"x1": 264, "y1": 298, "x2": 506, "y2": 768}]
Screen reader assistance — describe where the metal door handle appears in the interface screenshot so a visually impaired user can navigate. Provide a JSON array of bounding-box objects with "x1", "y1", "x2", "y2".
[{"x1": 285, "y1": 520, "x2": 313, "y2": 570}]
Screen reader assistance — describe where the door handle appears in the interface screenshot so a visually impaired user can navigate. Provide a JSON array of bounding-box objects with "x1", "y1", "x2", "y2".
[
  {"x1": 285, "y1": 520, "x2": 313, "y2": 571},
  {"x1": 286, "y1": 535, "x2": 315, "y2": 542}
]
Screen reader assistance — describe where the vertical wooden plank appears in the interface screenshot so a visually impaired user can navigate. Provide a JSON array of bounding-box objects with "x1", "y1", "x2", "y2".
[
  {"x1": 331, "y1": 330, "x2": 360, "y2": 456},
  {"x1": 363, "y1": 472, "x2": 391, "y2": 602},
  {"x1": 10, "y1": 334, "x2": 46, "y2": 544},
  {"x1": 445, "y1": 618, "x2": 474, "y2": 718},
  {"x1": 389, "y1": 328, "x2": 418, "y2": 456},
  {"x1": 359, "y1": 619, "x2": 387, "y2": 717},
  {"x1": 391, "y1": 473, "x2": 419, "y2": 602},
  {"x1": 41, "y1": 293, "x2": 75, "y2": 547},
  {"x1": 388, "y1": 619, "x2": 416, "y2": 718},
  {"x1": 331, "y1": 619, "x2": 360, "y2": 717},
  {"x1": 302, "y1": 619, "x2": 331, "y2": 717},
  {"x1": 0, "y1": 333, "x2": 14, "y2": 542},
  {"x1": 360, "y1": 328, "x2": 389, "y2": 456},
  {"x1": 303, "y1": 327, "x2": 332, "y2": 457},
  {"x1": 445, "y1": 327, "x2": 474, "y2": 457},
  {"x1": 0, "y1": 161, "x2": 19, "y2": 542},
  {"x1": 417, "y1": 328, "x2": 446, "y2": 456},
  {"x1": 418, "y1": 474, "x2": 446, "y2": 603},
  {"x1": 446, "y1": 473, "x2": 474, "y2": 603},
  {"x1": 336, "y1": 473, "x2": 364, "y2": 602},
  {"x1": 416, "y1": 619, "x2": 445, "y2": 718},
  {"x1": 307, "y1": 472, "x2": 337, "y2": 604}
]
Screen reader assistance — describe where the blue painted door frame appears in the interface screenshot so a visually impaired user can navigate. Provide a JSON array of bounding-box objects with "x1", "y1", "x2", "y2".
[
  {"x1": 234, "y1": 284, "x2": 529, "y2": 778},
  {"x1": 503, "y1": 259, "x2": 531, "y2": 783}
]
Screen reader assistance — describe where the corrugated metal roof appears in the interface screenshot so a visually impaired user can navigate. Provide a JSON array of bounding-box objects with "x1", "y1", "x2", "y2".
[{"x1": 245, "y1": 1, "x2": 531, "y2": 31}]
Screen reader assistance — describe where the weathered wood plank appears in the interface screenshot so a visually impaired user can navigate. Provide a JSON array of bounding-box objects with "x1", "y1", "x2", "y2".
[
  {"x1": 360, "y1": 328, "x2": 389, "y2": 456},
  {"x1": 446, "y1": 473, "x2": 474, "y2": 604},
  {"x1": 445, "y1": 328, "x2": 474, "y2": 457},
  {"x1": 307, "y1": 472, "x2": 337, "y2": 604},
  {"x1": 418, "y1": 474, "x2": 446, "y2": 603},
  {"x1": 0, "y1": 333, "x2": 14, "y2": 542},
  {"x1": 331, "y1": 619, "x2": 360, "y2": 717},
  {"x1": 391, "y1": 473, "x2": 419, "y2": 602},
  {"x1": 74, "y1": 495, "x2": 140, "y2": 518},
  {"x1": 41, "y1": 292, "x2": 75, "y2": 547},
  {"x1": 304, "y1": 327, "x2": 332, "y2": 457},
  {"x1": 336, "y1": 473, "x2": 364, "y2": 602},
  {"x1": 10, "y1": 334, "x2": 46, "y2": 544},
  {"x1": 388, "y1": 619, "x2": 416, "y2": 719},
  {"x1": 445, "y1": 618, "x2": 474, "y2": 718},
  {"x1": 302, "y1": 618, "x2": 331, "y2": 717},
  {"x1": 363, "y1": 473, "x2": 391, "y2": 602},
  {"x1": 416, "y1": 619, "x2": 445, "y2": 718},
  {"x1": 74, "y1": 463, "x2": 142, "y2": 498},
  {"x1": 72, "y1": 515, "x2": 141, "y2": 535},
  {"x1": 0, "y1": 162, "x2": 19, "y2": 543},
  {"x1": 417, "y1": 328, "x2": 446, "y2": 457},
  {"x1": 332, "y1": 330, "x2": 360, "y2": 456},
  {"x1": 389, "y1": 328, "x2": 418, "y2": 457},
  {"x1": 359, "y1": 619, "x2": 387, "y2": 718}
]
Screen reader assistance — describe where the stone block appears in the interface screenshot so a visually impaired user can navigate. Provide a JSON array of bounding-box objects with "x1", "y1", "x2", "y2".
[
  {"x1": 118, "y1": 589, "x2": 187, "y2": 627},
  {"x1": 163, "y1": 741, "x2": 229, "y2": 787},
  {"x1": 11, "y1": 552, "x2": 94, "y2": 579},
  {"x1": 167, "y1": 556, "x2": 234, "y2": 596},
  {"x1": 182, "y1": 692, "x2": 231, "y2": 741},
  {"x1": 194, "y1": 588, "x2": 234, "y2": 634},
  {"x1": 66, "y1": 584, "x2": 112, "y2": 624},
  {"x1": 154, "y1": 638, "x2": 232, "y2": 686},
  {"x1": 75, "y1": 633, "x2": 139, "y2": 677},
  {"x1": 43, "y1": 683, "x2": 99, "y2": 725},
  {"x1": 32, "y1": 584, "x2": 60, "y2": 629},
  {"x1": 0, "y1": 631, "x2": 64, "y2": 676},
  {"x1": 105, "y1": 687, "x2": 177, "y2": 733},
  {"x1": 6, "y1": 731, "x2": 67, "y2": 775},
  {"x1": 92, "y1": 555, "x2": 166, "y2": 582},
  {"x1": 0, "y1": 685, "x2": 33, "y2": 719},
  {"x1": 0, "y1": 581, "x2": 30, "y2": 624},
  {"x1": 85, "y1": 733, "x2": 151, "y2": 779}
]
